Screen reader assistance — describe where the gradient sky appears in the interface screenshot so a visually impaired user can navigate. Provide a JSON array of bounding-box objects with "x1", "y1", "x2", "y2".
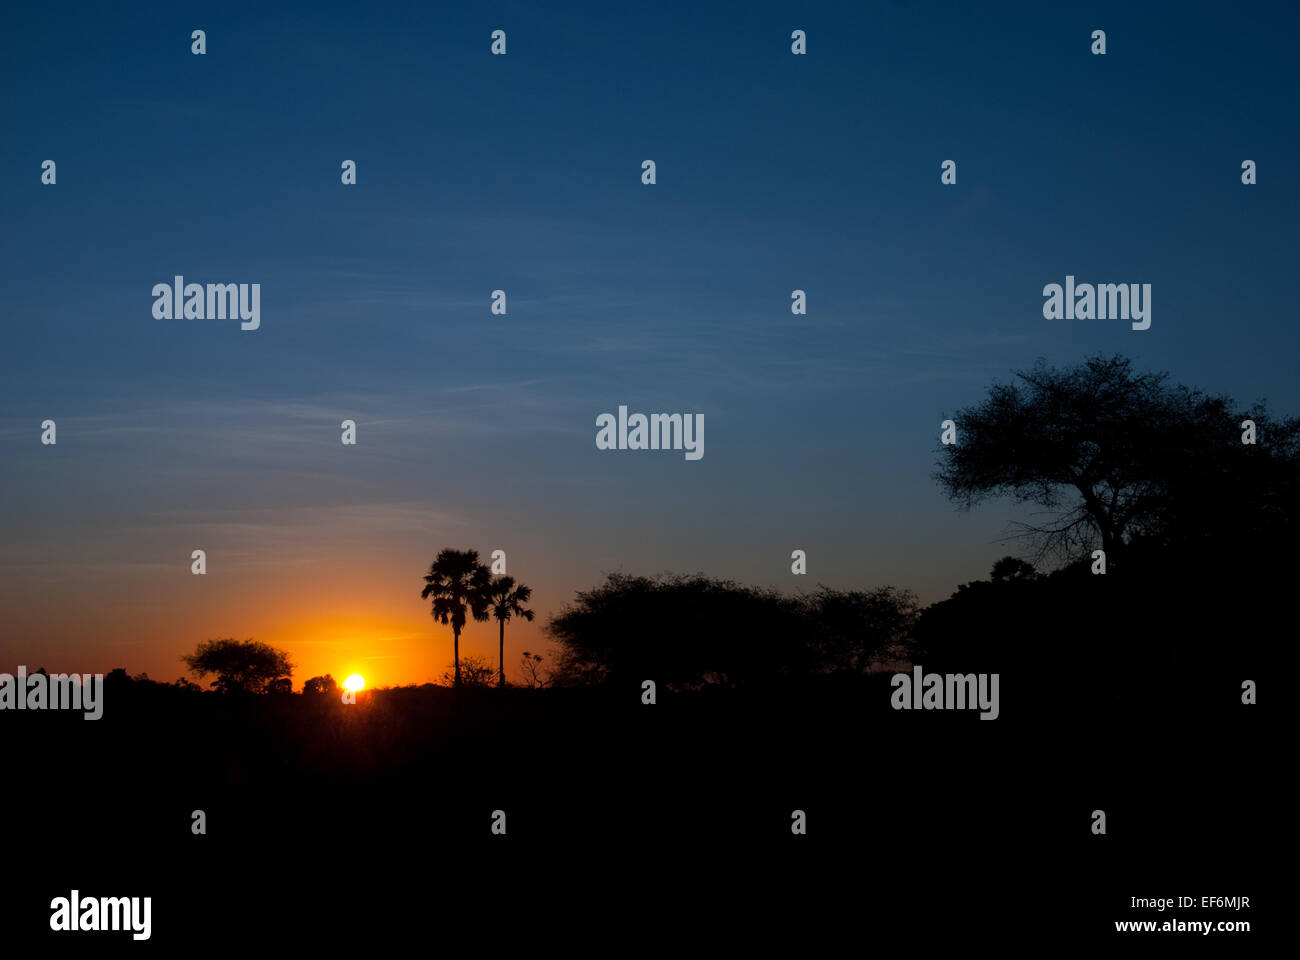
[{"x1": 2, "y1": 1, "x2": 1298, "y2": 688}]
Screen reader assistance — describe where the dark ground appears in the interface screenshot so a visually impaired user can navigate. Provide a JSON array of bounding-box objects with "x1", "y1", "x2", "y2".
[{"x1": 6, "y1": 662, "x2": 1275, "y2": 949}]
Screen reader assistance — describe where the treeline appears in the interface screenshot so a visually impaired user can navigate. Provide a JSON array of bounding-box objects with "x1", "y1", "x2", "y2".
[
  {"x1": 138, "y1": 353, "x2": 1296, "y2": 702},
  {"x1": 546, "y1": 574, "x2": 918, "y2": 690}
]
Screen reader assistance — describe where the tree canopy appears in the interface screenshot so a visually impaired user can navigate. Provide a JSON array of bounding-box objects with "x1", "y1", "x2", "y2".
[
  {"x1": 181, "y1": 638, "x2": 293, "y2": 694},
  {"x1": 934, "y1": 353, "x2": 1300, "y2": 568},
  {"x1": 546, "y1": 573, "x2": 917, "y2": 690}
]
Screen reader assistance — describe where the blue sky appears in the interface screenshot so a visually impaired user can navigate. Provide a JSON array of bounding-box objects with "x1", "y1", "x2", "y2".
[{"x1": 2, "y1": 1, "x2": 1297, "y2": 683}]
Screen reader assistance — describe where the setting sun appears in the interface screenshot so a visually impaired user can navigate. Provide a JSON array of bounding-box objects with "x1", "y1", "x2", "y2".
[{"x1": 343, "y1": 674, "x2": 365, "y2": 692}]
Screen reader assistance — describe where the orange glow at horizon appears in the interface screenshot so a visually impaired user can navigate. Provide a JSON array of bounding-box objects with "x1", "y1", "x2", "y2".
[{"x1": 1, "y1": 553, "x2": 555, "y2": 689}]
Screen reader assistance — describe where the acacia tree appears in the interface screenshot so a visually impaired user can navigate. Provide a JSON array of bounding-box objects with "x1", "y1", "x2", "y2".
[
  {"x1": 181, "y1": 638, "x2": 293, "y2": 694},
  {"x1": 933, "y1": 354, "x2": 1287, "y2": 568},
  {"x1": 485, "y1": 576, "x2": 535, "y2": 687},
  {"x1": 421, "y1": 548, "x2": 492, "y2": 686}
]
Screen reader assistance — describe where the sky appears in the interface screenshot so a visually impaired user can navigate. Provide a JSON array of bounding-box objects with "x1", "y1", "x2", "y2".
[{"x1": 2, "y1": 1, "x2": 1298, "y2": 688}]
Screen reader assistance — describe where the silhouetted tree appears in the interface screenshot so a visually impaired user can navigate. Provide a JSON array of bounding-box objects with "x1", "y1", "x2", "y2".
[
  {"x1": 913, "y1": 557, "x2": 1063, "y2": 672},
  {"x1": 266, "y1": 677, "x2": 292, "y2": 695},
  {"x1": 548, "y1": 573, "x2": 923, "y2": 688},
  {"x1": 438, "y1": 654, "x2": 495, "y2": 688},
  {"x1": 990, "y1": 556, "x2": 1038, "y2": 582},
  {"x1": 548, "y1": 573, "x2": 821, "y2": 689},
  {"x1": 519, "y1": 651, "x2": 548, "y2": 689},
  {"x1": 485, "y1": 575, "x2": 535, "y2": 687},
  {"x1": 302, "y1": 674, "x2": 337, "y2": 695},
  {"x1": 934, "y1": 354, "x2": 1298, "y2": 569},
  {"x1": 181, "y1": 638, "x2": 294, "y2": 694},
  {"x1": 804, "y1": 585, "x2": 920, "y2": 674},
  {"x1": 421, "y1": 549, "x2": 492, "y2": 686}
]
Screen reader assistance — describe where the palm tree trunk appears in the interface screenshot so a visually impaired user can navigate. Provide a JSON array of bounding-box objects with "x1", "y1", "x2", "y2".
[
  {"x1": 453, "y1": 625, "x2": 461, "y2": 686},
  {"x1": 498, "y1": 618, "x2": 506, "y2": 687}
]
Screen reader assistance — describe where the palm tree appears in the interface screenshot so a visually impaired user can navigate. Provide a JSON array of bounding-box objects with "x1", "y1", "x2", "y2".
[
  {"x1": 421, "y1": 548, "x2": 492, "y2": 686},
  {"x1": 485, "y1": 575, "x2": 534, "y2": 687}
]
